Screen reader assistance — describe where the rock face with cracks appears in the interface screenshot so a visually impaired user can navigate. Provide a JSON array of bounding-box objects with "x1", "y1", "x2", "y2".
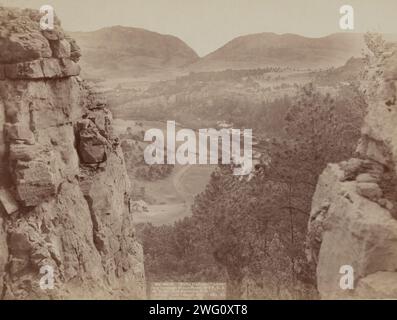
[
  {"x1": 307, "y1": 38, "x2": 397, "y2": 299},
  {"x1": 0, "y1": 7, "x2": 145, "y2": 299}
]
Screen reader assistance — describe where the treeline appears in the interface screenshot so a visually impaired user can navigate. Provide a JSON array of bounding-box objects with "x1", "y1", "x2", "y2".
[{"x1": 176, "y1": 67, "x2": 284, "y2": 83}]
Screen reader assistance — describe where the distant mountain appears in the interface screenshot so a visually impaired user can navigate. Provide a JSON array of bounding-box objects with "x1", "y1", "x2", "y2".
[
  {"x1": 189, "y1": 33, "x2": 367, "y2": 71},
  {"x1": 70, "y1": 26, "x2": 199, "y2": 78}
]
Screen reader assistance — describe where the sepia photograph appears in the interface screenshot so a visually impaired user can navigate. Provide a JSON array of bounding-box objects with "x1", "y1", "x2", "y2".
[{"x1": 0, "y1": 0, "x2": 397, "y2": 309}]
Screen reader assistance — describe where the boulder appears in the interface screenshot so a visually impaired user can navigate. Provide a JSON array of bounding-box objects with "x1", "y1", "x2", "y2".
[
  {"x1": 15, "y1": 160, "x2": 58, "y2": 206},
  {"x1": 78, "y1": 131, "x2": 107, "y2": 164},
  {"x1": 77, "y1": 118, "x2": 110, "y2": 164},
  {"x1": 0, "y1": 8, "x2": 53, "y2": 64},
  {"x1": 60, "y1": 59, "x2": 81, "y2": 77},
  {"x1": 41, "y1": 58, "x2": 62, "y2": 78},
  {"x1": 86, "y1": 109, "x2": 113, "y2": 136}
]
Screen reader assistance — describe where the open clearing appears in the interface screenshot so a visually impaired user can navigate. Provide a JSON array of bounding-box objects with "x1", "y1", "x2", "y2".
[{"x1": 134, "y1": 164, "x2": 214, "y2": 226}]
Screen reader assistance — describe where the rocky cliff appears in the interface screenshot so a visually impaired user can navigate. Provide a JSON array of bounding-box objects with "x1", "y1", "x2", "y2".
[
  {"x1": 0, "y1": 7, "x2": 145, "y2": 299},
  {"x1": 307, "y1": 36, "x2": 397, "y2": 299}
]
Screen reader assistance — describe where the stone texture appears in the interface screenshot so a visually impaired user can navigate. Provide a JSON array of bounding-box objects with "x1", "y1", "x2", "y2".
[
  {"x1": 41, "y1": 58, "x2": 81, "y2": 78},
  {"x1": 356, "y1": 136, "x2": 392, "y2": 167},
  {"x1": 354, "y1": 272, "x2": 397, "y2": 299},
  {"x1": 79, "y1": 151, "x2": 146, "y2": 295},
  {"x1": 339, "y1": 158, "x2": 383, "y2": 182},
  {"x1": 15, "y1": 159, "x2": 59, "y2": 206},
  {"x1": 0, "y1": 7, "x2": 53, "y2": 64},
  {"x1": 0, "y1": 77, "x2": 84, "y2": 129},
  {"x1": 0, "y1": 7, "x2": 80, "y2": 81},
  {"x1": 356, "y1": 182, "x2": 383, "y2": 200},
  {"x1": 77, "y1": 120, "x2": 109, "y2": 164},
  {"x1": 1, "y1": 58, "x2": 81, "y2": 80},
  {"x1": 0, "y1": 65, "x2": 4, "y2": 80},
  {"x1": 5, "y1": 123, "x2": 35, "y2": 144},
  {"x1": 79, "y1": 138, "x2": 106, "y2": 164},
  {"x1": 41, "y1": 58, "x2": 62, "y2": 78},
  {"x1": 4, "y1": 60, "x2": 44, "y2": 79},
  {"x1": 356, "y1": 173, "x2": 378, "y2": 183},
  {"x1": 0, "y1": 7, "x2": 145, "y2": 299},
  {"x1": 9, "y1": 144, "x2": 41, "y2": 161},
  {"x1": 60, "y1": 58, "x2": 81, "y2": 77},
  {"x1": 65, "y1": 36, "x2": 82, "y2": 62},
  {"x1": 0, "y1": 187, "x2": 19, "y2": 215},
  {"x1": 42, "y1": 27, "x2": 65, "y2": 41},
  {"x1": 50, "y1": 39, "x2": 71, "y2": 58},
  {"x1": 0, "y1": 216, "x2": 8, "y2": 294}
]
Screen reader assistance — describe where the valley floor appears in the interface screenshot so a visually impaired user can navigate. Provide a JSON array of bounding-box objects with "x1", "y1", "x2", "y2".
[
  {"x1": 134, "y1": 164, "x2": 214, "y2": 226},
  {"x1": 113, "y1": 118, "x2": 215, "y2": 226}
]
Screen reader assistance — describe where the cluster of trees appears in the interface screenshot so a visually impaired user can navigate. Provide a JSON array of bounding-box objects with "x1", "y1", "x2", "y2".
[
  {"x1": 138, "y1": 82, "x2": 366, "y2": 299},
  {"x1": 119, "y1": 93, "x2": 298, "y2": 136},
  {"x1": 108, "y1": 66, "x2": 304, "y2": 132}
]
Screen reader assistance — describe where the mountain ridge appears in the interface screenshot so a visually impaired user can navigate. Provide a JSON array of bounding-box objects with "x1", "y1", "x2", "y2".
[
  {"x1": 189, "y1": 32, "x2": 367, "y2": 71},
  {"x1": 70, "y1": 25, "x2": 199, "y2": 78},
  {"x1": 70, "y1": 27, "x2": 397, "y2": 78}
]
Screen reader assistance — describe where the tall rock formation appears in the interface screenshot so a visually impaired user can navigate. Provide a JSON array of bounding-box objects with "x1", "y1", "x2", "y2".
[
  {"x1": 307, "y1": 36, "x2": 397, "y2": 299},
  {"x1": 0, "y1": 7, "x2": 145, "y2": 299}
]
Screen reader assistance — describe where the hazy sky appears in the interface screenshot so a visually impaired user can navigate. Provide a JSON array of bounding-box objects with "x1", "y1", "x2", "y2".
[{"x1": 1, "y1": 0, "x2": 396, "y2": 56}]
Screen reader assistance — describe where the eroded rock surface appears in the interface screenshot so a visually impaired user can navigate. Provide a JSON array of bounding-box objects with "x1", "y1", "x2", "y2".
[
  {"x1": 0, "y1": 7, "x2": 145, "y2": 299},
  {"x1": 307, "y1": 38, "x2": 397, "y2": 299}
]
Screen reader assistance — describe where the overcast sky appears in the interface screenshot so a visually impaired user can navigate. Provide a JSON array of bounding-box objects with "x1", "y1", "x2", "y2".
[{"x1": 1, "y1": 0, "x2": 396, "y2": 56}]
